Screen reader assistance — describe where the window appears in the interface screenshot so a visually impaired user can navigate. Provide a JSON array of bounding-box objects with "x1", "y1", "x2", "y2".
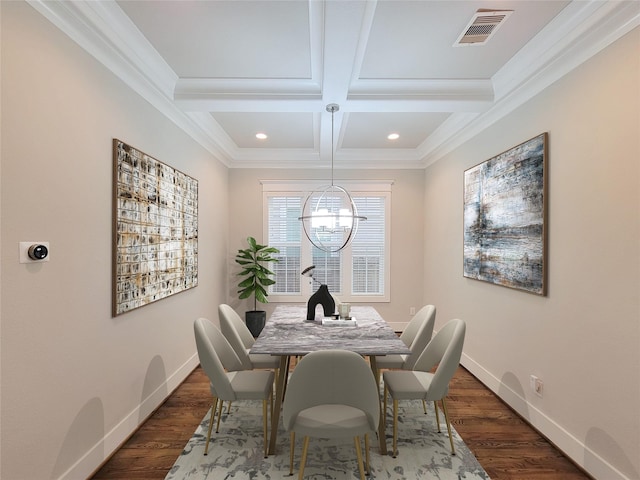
[{"x1": 263, "y1": 180, "x2": 391, "y2": 303}]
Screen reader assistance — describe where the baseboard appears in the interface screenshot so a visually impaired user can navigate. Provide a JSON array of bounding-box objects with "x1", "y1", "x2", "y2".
[
  {"x1": 461, "y1": 353, "x2": 630, "y2": 480},
  {"x1": 56, "y1": 353, "x2": 200, "y2": 480}
]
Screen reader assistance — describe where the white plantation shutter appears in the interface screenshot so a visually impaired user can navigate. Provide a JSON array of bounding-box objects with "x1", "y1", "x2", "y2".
[
  {"x1": 263, "y1": 181, "x2": 390, "y2": 302},
  {"x1": 352, "y1": 197, "x2": 385, "y2": 295},
  {"x1": 267, "y1": 195, "x2": 302, "y2": 294},
  {"x1": 312, "y1": 248, "x2": 342, "y2": 294}
]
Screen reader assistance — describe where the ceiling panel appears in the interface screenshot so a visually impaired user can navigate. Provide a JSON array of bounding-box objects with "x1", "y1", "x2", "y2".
[
  {"x1": 118, "y1": 0, "x2": 313, "y2": 79},
  {"x1": 342, "y1": 112, "x2": 451, "y2": 149},
  {"x1": 39, "y1": 0, "x2": 636, "y2": 168},
  {"x1": 212, "y1": 112, "x2": 315, "y2": 148},
  {"x1": 359, "y1": 1, "x2": 570, "y2": 79}
]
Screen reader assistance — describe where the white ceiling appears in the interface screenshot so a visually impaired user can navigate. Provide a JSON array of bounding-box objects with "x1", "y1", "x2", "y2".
[{"x1": 29, "y1": 0, "x2": 639, "y2": 168}]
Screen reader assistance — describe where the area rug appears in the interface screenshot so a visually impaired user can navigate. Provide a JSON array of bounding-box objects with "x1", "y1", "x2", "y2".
[{"x1": 166, "y1": 398, "x2": 490, "y2": 480}]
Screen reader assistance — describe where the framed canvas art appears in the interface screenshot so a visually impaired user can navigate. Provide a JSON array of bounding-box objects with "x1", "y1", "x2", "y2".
[
  {"x1": 463, "y1": 133, "x2": 547, "y2": 295},
  {"x1": 113, "y1": 139, "x2": 198, "y2": 315}
]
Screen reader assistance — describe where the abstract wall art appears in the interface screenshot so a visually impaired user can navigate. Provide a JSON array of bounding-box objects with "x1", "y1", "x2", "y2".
[
  {"x1": 463, "y1": 133, "x2": 547, "y2": 295},
  {"x1": 113, "y1": 139, "x2": 198, "y2": 315}
]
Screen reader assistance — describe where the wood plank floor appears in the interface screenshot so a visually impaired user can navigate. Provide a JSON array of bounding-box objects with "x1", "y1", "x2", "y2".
[{"x1": 90, "y1": 365, "x2": 592, "y2": 480}]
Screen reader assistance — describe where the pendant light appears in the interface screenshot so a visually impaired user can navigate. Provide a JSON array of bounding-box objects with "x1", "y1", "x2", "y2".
[{"x1": 298, "y1": 104, "x2": 366, "y2": 253}]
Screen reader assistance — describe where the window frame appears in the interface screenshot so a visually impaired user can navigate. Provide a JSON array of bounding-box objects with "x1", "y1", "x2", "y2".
[{"x1": 262, "y1": 180, "x2": 392, "y2": 303}]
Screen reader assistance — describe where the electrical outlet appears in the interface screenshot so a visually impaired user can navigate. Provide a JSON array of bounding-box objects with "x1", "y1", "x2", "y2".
[
  {"x1": 530, "y1": 375, "x2": 543, "y2": 397},
  {"x1": 409, "y1": 307, "x2": 416, "y2": 315}
]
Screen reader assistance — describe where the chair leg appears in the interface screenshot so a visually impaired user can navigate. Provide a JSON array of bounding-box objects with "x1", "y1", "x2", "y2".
[
  {"x1": 392, "y1": 399, "x2": 399, "y2": 458},
  {"x1": 382, "y1": 383, "x2": 388, "y2": 429},
  {"x1": 263, "y1": 398, "x2": 269, "y2": 458},
  {"x1": 441, "y1": 398, "x2": 456, "y2": 455},
  {"x1": 354, "y1": 436, "x2": 365, "y2": 480},
  {"x1": 204, "y1": 397, "x2": 217, "y2": 455},
  {"x1": 289, "y1": 432, "x2": 295, "y2": 476},
  {"x1": 298, "y1": 436, "x2": 310, "y2": 480},
  {"x1": 270, "y1": 390, "x2": 274, "y2": 418},
  {"x1": 364, "y1": 433, "x2": 371, "y2": 476},
  {"x1": 434, "y1": 401, "x2": 441, "y2": 433},
  {"x1": 215, "y1": 397, "x2": 224, "y2": 433},
  {"x1": 422, "y1": 400, "x2": 427, "y2": 414}
]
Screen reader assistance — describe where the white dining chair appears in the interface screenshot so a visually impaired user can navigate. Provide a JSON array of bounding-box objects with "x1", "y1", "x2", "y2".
[
  {"x1": 382, "y1": 318, "x2": 466, "y2": 457},
  {"x1": 375, "y1": 305, "x2": 435, "y2": 416},
  {"x1": 376, "y1": 304, "x2": 436, "y2": 371},
  {"x1": 218, "y1": 304, "x2": 280, "y2": 370},
  {"x1": 283, "y1": 349, "x2": 380, "y2": 480},
  {"x1": 193, "y1": 317, "x2": 275, "y2": 457}
]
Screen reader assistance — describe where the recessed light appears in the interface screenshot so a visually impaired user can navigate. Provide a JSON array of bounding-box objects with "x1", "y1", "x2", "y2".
[
  {"x1": 256, "y1": 133, "x2": 268, "y2": 140},
  {"x1": 387, "y1": 133, "x2": 399, "y2": 140}
]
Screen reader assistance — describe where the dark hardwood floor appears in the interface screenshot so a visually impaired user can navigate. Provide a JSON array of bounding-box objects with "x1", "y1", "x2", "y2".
[{"x1": 90, "y1": 365, "x2": 591, "y2": 480}]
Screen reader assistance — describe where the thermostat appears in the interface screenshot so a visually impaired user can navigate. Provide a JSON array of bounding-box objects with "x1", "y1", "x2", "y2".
[
  {"x1": 19, "y1": 242, "x2": 50, "y2": 263},
  {"x1": 28, "y1": 244, "x2": 48, "y2": 260}
]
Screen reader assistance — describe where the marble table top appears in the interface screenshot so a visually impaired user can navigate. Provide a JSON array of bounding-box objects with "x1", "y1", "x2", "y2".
[{"x1": 250, "y1": 304, "x2": 411, "y2": 356}]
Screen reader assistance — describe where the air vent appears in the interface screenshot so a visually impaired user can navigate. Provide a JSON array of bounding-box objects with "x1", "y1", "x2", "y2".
[{"x1": 454, "y1": 9, "x2": 513, "y2": 46}]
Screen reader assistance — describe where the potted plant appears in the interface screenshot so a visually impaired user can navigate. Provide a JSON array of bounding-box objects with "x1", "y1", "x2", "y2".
[{"x1": 235, "y1": 236, "x2": 280, "y2": 337}]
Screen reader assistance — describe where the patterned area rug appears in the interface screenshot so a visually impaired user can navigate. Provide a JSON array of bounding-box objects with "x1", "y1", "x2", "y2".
[{"x1": 166, "y1": 399, "x2": 490, "y2": 479}]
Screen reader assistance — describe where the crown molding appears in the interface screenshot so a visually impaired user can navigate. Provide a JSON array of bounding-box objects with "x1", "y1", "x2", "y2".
[
  {"x1": 26, "y1": 0, "x2": 233, "y2": 164},
  {"x1": 27, "y1": 0, "x2": 639, "y2": 170}
]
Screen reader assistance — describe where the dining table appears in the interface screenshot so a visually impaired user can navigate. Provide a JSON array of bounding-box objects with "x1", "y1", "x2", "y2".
[{"x1": 250, "y1": 304, "x2": 411, "y2": 456}]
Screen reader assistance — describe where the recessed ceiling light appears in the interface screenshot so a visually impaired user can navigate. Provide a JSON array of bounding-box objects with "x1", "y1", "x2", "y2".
[
  {"x1": 256, "y1": 133, "x2": 268, "y2": 140},
  {"x1": 387, "y1": 133, "x2": 400, "y2": 140}
]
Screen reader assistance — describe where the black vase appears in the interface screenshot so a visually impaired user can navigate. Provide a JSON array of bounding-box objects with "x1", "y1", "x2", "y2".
[
  {"x1": 245, "y1": 310, "x2": 266, "y2": 337},
  {"x1": 306, "y1": 284, "x2": 335, "y2": 320}
]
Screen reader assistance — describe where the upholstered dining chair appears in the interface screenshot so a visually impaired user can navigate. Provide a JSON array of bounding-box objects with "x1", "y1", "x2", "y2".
[
  {"x1": 382, "y1": 318, "x2": 466, "y2": 457},
  {"x1": 376, "y1": 304, "x2": 436, "y2": 371},
  {"x1": 218, "y1": 304, "x2": 280, "y2": 370},
  {"x1": 193, "y1": 317, "x2": 275, "y2": 457},
  {"x1": 375, "y1": 304, "x2": 436, "y2": 415},
  {"x1": 282, "y1": 349, "x2": 380, "y2": 480}
]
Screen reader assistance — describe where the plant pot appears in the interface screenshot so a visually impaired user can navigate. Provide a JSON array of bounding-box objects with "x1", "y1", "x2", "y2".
[{"x1": 245, "y1": 310, "x2": 266, "y2": 337}]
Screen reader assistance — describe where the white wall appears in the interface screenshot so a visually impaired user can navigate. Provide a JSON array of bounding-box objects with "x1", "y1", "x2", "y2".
[
  {"x1": 2, "y1": 2, "x2": 637, "y2": 480},
  {"x1": 227, "y1": 168, "x2": 426, "y2": 327},
  {"x1": 1, "y1": 3, "x2": 229, "y2": 479},
  {"x1": 423, "y1": 27, "x2": 639, "y2": 480}
]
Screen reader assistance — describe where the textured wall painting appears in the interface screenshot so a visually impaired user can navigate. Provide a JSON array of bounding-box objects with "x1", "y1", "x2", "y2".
[
  {"x1": 463, "y1": 133, "x2": 547, "y2": 295},
  {"x1": 113, "y1": 139, "x2": 198, "y2": 315}
]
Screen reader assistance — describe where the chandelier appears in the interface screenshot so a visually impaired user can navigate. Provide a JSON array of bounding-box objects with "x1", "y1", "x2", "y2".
[{"x1": 298, "y1": 104, "x2": 366, "y2": 253}]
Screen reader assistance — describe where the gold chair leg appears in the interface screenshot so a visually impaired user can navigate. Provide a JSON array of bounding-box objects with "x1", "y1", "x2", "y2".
[
  {"x1": 382, "y1": 383, "x2": 388, "y2": 429},
  {"x1": 441, "y1": 398, "x2": 456, "y2": 455},
  {"x1": 215, "y1": 397, "x2": 224, "y2": 433},
  {"x1": 354, "y1": 436, "x2": 365, "y2": 480},
  {"x1": 364, "y1": 433, "x2": 371, "y2": 476},
  {"x1": 227, "y1": 401, "x2": 232, "y2": 414},
  {"x1": 269, "y1": 390, "x2": 274, "y2": 419},
  {"x1": 289, "y1": 432, "x2": 295, "y2": 476},
  {"x1": 299, "y1": 436, "x2": 310, "y2": 480},
  {"x1": 204, "y1": 398, "x2": 217, "y2": 455},
  {"x1": 422, "y1": 400, "x2": 427, "y2": 414},
  {"x1": 263, "y1": 398, "x2": 269, "y2": 458},
  {"x1": 434, "y1": 401, "x2": 441, "y2": 433},
  {"x1": 392, "y1": 399, "x2": 398, "y2": 458}
]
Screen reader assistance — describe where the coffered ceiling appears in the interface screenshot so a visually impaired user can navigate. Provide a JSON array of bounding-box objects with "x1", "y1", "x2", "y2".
[{"x1": 29, "y1": 0, "x2": 639, "y2": 168}]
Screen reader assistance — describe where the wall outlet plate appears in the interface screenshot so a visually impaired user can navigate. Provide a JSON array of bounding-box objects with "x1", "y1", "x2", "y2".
[
  {"x1": 19, "y1": 242, "x2": 50, "y2": 263},
  {"x1": 530, "y1": 374, "x2": 543, "y2": 397}
]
